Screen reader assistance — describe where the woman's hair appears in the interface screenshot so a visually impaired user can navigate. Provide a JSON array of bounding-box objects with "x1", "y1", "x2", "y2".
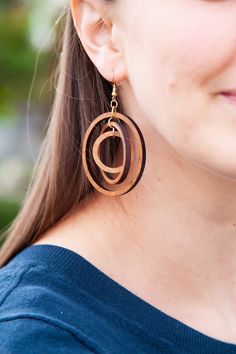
[{"x1": 0, "y1": 2, "x2": 122, "y2": 268}]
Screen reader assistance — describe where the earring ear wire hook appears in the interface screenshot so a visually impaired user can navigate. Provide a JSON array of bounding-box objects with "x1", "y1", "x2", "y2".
[
  {"x1": 109, "y1": 68, "x2": 119, "y2": 133},
  {"x1": 81, "y1": 70, "x2": 146, "y2": 196}
]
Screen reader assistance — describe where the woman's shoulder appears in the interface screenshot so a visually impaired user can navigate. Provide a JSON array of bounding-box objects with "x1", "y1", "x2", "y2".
[
  {"x1": 0, "y1": 259, "x2": 32, "y2": 309},
  {"x1": 0, "y1": 248, "x2": 72, "y2": 320},
  {"x1": 0, "y1": 244, "x2": 93, "y2": 318},
  {"x1": 0, "y1": 317, "x2": 93, "y2": 354},
  {"x1": 0, "y1": 245, "x2": 101, "y2": 353}
]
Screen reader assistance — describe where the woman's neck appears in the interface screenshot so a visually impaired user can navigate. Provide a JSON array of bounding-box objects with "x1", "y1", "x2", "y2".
[{"x1": 33, "y1": 130, "x2": 236, "y2": 342}]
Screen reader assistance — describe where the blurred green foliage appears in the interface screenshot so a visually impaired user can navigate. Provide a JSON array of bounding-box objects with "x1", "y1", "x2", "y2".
[
  {"x1": 0, "y1": 0, "x2": 61, "y2": 243},
  {"x1": 0, "y1": 199, "x2": 19, "y2": 231},
  {"x1": 0, "y1": 198, "x2": 20, "y2": 246},
  {"x1": 0, "y1": 0, "x2": 53, "y2": 120}
]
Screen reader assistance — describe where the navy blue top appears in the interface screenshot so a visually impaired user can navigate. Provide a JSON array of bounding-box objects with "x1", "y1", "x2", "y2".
[{"x1": 1, "y1": 244, "x2": 236, "y2": 353}]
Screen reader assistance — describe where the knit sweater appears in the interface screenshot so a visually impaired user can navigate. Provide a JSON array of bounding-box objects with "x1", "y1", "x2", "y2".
[{"x1": 0, "y1": 244, "x2": 236, "y2": 353}]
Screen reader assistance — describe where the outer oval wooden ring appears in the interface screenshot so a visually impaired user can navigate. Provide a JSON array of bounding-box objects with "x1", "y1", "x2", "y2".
[{"x1": 82, "y1": 111, "x2": 146, "y2": 197}]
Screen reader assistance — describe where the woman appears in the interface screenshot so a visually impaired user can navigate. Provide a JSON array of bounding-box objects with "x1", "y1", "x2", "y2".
[{"x1": 1, "y1": 0, "x2": 236, "y2": 352}]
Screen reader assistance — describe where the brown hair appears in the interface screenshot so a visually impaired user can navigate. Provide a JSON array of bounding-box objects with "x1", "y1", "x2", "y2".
[{"x1": 0, "y1": 2, "x2": 122, "y2": 268}]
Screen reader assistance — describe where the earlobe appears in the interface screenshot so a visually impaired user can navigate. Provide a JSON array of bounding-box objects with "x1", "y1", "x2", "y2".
[{"x1": 70, "y1": 0, "x2": 126, "y2": 83}]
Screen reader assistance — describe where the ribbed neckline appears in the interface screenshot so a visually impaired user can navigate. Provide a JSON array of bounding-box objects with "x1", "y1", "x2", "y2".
[{"x1": 10, "y1": 244, "x2": 236, "y2": 350}]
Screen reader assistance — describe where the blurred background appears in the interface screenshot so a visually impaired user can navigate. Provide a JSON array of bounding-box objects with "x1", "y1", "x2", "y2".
[{"x1": 0, "y1": 0, "x2": 67, "y2": 245}]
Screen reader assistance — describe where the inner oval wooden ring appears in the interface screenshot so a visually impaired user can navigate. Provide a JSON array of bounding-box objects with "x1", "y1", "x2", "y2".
[
  {"x1": 92, "y1": 121, "x2": 131, "y2": 185},
  {"x1": 100, "y1": 121, "x2": 131, "y2": 185},
  {"x1": 93, "y1": 130, "x2": 121, "y2": 174}
]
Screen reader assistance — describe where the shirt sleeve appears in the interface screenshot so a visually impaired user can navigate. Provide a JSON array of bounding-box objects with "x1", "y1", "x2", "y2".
[{"x1": 0, "y1": 317, "x2": 95, "y2": 354}]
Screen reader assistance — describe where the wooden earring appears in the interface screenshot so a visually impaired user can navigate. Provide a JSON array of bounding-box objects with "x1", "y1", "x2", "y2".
[{"x1": 82, "y1": 81, "x2": 146, "y2": 197}]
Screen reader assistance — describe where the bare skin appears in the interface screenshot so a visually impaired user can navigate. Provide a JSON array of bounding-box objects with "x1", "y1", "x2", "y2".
[{"x1": 34, "y1": 0, "x2": 236, "y2": 344}]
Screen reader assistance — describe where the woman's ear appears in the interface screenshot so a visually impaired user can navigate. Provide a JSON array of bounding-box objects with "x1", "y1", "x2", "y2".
[{"x1": 70, "y1": 0, "x2": 126, "y2": 83}]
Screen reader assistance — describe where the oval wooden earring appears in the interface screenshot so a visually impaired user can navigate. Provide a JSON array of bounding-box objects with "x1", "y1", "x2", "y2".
[{"x1": 82, "y1": 83, "x2": 146, "y2": 197}]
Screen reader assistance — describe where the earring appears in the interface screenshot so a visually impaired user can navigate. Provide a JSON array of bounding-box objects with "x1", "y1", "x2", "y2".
[{"x1": 82, "y1": 71, "x2": 146, "y2": 197}]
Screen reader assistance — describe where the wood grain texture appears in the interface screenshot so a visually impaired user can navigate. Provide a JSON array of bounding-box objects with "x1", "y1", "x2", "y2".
[{"x1": 82, "y1": 111, "x2": 146, "y2": 197}]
